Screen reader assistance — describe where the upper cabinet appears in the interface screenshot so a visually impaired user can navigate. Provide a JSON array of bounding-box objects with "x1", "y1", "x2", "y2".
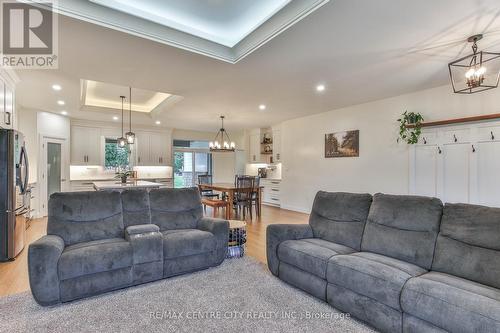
[
  {"x1": 272, "y1": 126, "x2": 282, "y2": 163},
  {"x1": 71, "y1": 126, "x2": 102, "y2": 165},
  {"x1": 0, "y1": 70, "x2": 17, "y2": 130},
  {"x1": 136, "y1": 131, "x2": 172, "y2": 166},
  {"x1": 71, "y1": 124, "x2": 172, "y2": 167},
  {"x1": 248, "y1": 127, "x2": 281, "y2": 164}
]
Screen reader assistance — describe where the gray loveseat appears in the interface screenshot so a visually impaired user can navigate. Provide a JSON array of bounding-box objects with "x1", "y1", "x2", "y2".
[
  {"x1": 28, "y1": 188, "x2": 229, "y2": 306},
  {"x1": 267, "y1": 191, "x2": 500, "y2": 332}
]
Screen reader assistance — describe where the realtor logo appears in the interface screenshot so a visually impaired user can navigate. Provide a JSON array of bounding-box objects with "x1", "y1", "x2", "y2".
[{"x1": 1, "y1": 0, "x2": 58, "y2": 69}]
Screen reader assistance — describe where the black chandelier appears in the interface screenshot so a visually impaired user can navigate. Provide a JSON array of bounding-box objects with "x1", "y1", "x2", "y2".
[
  {"x1": 125, "y1": 87, "x2": 135, "y2": 144},
  {"x1": 448, "y1": 34, "x2": 500, "y2": 94},
  {"x1": 117, "y1": 95, "x2": 127, "y2": 148},
  {"x1": 209, "y1": 115, "x2": 235, "y2": 152}
]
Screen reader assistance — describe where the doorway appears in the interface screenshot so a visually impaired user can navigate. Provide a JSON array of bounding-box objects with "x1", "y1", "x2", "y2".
[
  {"x1": 173, "y1": 150, "x2": 212, "y2": 188},
  {"x1": 39, "y1": 136, "x2": 68, "y2": 216}
]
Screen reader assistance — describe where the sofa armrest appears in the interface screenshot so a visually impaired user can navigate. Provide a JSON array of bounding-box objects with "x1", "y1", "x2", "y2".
[
  {"x1": 125, "y1": 224, "x2": 163, "y2": 265},
  {"x1": 125, "y1": 224, "x2": 160, "y2": 236},
  {"x1": 28, "y1": 235, "x2": 65, "y2": 306},
  {"x1": 198, "y1": 217, "x2": 229, "y2": 265},
  {"x1": 266, "y1": 224, "x2": 313, "y2": 276}
]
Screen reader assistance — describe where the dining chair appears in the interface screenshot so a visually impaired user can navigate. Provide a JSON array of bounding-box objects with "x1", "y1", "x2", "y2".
[
  {"x1": 234, "y1": 176, "x2": 255, "y2": 220},
  {"x1": 251, "y1": 176, "x2": 260, "y2": 217},
  {"x1": 198, "y1": 174, "x2": 219, "y2": 201}
]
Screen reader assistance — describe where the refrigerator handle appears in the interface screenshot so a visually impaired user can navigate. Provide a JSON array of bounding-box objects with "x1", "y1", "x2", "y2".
[{"x1": 19, "y1": 146, "x2": 29, "y2": 194}]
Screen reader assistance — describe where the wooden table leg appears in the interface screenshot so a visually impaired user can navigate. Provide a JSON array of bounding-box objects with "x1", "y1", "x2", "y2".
[
  {"x1": 227, "y1": 189, "x2": 234, "y2": 219},
  {"x1": 258, "y1": 187, "x2": 262, "y2": 217}
]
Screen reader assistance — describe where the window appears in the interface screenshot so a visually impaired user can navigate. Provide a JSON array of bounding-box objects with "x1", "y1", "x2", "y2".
[{"x1": 104, "y1": 138, "x2": 129, "y2": 169}]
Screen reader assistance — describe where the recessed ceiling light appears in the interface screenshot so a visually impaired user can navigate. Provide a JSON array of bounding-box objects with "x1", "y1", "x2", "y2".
[
  {"x1": 155, "y1": 121, "x2": 161, "y2": 125},
  {"x1": 113, "y1": 116, "x2": 119, "y2": 121},
  {"x1": 52, "y1": 84, "x2": 62, "y2": 91},
  {"x1": 259, "y1": 104, "x2": 266, "y2": 110},
  {"x1": 316, "y1": 84, "x2": 326, "y2": 92},
  {"x1": 57, "y1": 100, "x2": 65, "y2": 105},
  {"x1": 60, "y1": 111, "x2": 68, "y2": 116}
]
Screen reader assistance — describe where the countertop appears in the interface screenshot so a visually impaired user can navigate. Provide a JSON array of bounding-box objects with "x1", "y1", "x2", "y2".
[{"x1": 93, "y1": 180, "x2": 163, "y2": 190}]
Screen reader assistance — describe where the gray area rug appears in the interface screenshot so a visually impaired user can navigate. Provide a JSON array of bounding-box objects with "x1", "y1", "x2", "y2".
[{"x1": 0, "y1": 257, "x2": 375, "y2": 333}]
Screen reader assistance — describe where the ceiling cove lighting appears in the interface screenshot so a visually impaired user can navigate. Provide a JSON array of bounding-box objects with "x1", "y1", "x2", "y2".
[
  {"x1": 449, "y1": 34, "x2": 500, "y2": 94},
  {"x1": 57, "y1": 100, "x2": 65, "y2": 105},
  {"x1": 209, "y1": 115, "x2": 235, "y2": 152},
  {"x1": 52, "y1": 84, "x2": 62, "y2": 91},
  {"x1": 117, "y1": 96, "x2": 127, "y2": 148},
  {"x1": 125, "y1": 87, "x2": 136, "y2": 144}
]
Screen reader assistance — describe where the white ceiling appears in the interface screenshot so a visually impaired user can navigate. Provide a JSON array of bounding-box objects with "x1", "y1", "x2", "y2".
[
  {"x1": 89, "y1": 0, "x2": 291, "y2": 47},
  {"x1": 16, "y1": 0, "x2": 500, "y2": 132}
]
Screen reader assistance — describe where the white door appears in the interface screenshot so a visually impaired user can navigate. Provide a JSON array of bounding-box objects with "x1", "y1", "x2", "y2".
[
  {"x1": 475, "y1": 140, "x2": 500, "y2": 207},
  {"x1": 40, "y1": 137, "x2": 68, "y2": 216},
  {"x1": 441, "y1": 143, "x2": 471, "y2": 204},
  {"x1": 413, "y1": 145, "x2": 438, "y2": 197}
]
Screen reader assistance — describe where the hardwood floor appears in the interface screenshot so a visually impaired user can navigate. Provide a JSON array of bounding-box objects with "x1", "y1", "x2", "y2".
[{"x1": 0, "y1": 205, "x2": 309, "y2": 297}]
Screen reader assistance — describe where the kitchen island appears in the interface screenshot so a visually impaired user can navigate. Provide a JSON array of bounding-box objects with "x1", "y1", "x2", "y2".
[{"x1": 93, "y1": 180, "x2": 163, "y2": 191}]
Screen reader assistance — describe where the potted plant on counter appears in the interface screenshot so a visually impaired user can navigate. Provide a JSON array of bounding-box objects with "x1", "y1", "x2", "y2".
[{"x1": 115, "y1": 170, "x2": 134, "y2": 184}]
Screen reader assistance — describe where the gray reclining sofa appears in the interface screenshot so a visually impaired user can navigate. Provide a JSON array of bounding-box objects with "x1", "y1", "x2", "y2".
[
  {"x1": 28, "y1": 187, "x2": 229, "y2": 306},
  {"x1": 267, "y1": 191, "x2": 500, "y2": 332}
]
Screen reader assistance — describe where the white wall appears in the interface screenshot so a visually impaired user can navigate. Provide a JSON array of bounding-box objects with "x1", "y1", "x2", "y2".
[{"x1": 280, "y1": 84, "x2": 500, "y2": 213}]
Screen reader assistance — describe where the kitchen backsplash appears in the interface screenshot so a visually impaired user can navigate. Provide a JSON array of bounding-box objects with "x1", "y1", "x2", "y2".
[
  {"x1": 70, "y1": 165, "x2": 173, "y2": 180},
  {"x1": 245, "y1": 163, "x2": 282, "y2": 179}
]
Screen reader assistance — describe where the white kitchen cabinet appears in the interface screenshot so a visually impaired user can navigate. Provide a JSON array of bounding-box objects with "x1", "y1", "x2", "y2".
[
  {"x1": 136, "y1": 131, "x2": 172, "y2": 166},
  {"x1": 71, "y1": 126, "x2": 101, "y2": 165},
  {"x1": 272, "y1": 128, "x2": 282, "y2": 163},
  {"x1": 249, "y1": 133, "x2": 261, "y2": 163},
  {"x1": 135, "y1": 131, "x2": 151, "y2": 166},
  {"x1": 149, "y1": 132, "x2": 171, "y2": 166},
  {"x1": 410, "y1": 121, "x2": 500, "y2": 207},
  {"x1": 261, "y1": 179, "x2": 281, "y2": 206},
  {"x1": 0, "y1": 76, "x2": 16, "y2": 130}
]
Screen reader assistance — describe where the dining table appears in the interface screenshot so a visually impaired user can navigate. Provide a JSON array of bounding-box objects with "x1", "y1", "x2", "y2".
[{"x1": 197, "y1": 182, "x2": 263, "y2": 219}]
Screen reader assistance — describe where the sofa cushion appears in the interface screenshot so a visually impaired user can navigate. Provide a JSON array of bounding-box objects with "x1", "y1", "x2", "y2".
[
  {"x1": 361, "y1": 193, "x2": 443, "y2": 269},
  {"x1": 309, "y1": 192, "x2": 372, "y2": 250},
  {"x1": 121, "y1": 190, "x2": 151, "y2": 227},
  {"x1": 401, "y1": 272, "x2": 500, "y2": 333},
  {"x1": 432, "y1": 203, "x2": 500, "y2": 289},
  {"x1": 150, "y1": 188, "x2": 203, "y2": 231},
  {"x1": 48, "y1": 191, "x2": 124, "y2": 246},
  {"x1": 58, "y1": 238, "x2": 133, "y2": 280},
  {"x1": 277, "y1": 238, "x2": 355, "y2": 279},
  {"x1": 327, "y1": 252, "x2": 427, "y2": 311},
  {"x1": 162, "y1": 229, "x2": 216, "y2": 259}
]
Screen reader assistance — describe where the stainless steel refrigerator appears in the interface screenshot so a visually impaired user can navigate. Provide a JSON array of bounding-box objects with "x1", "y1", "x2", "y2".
[{"x1": 0, "y1": 129, "x2": 29, "y2": 261}]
